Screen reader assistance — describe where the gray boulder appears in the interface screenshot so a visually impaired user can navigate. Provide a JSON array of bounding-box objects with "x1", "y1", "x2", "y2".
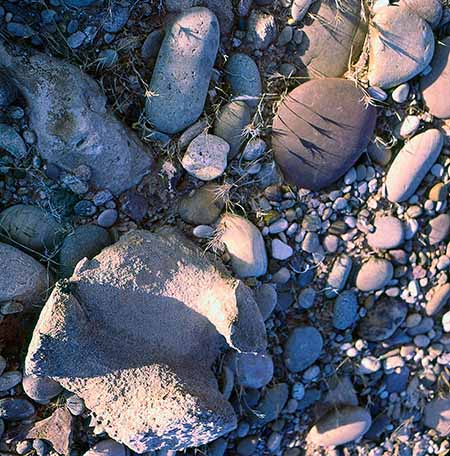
[
  {"x1": 0, "y1": 42, "x2": 153, "y2": 196},
  {"x1": 26, "y1": 229, "x2": 266, "y2": 453},
  {"x1": 272, "y1": 79, "x2": 376, "y2": 191},
  {"x1": 145, "y1": 8, "x2": 220, "y2": 134},
  {"x1": 0, "y1": 243, "x2": 49, "y2": 309}
]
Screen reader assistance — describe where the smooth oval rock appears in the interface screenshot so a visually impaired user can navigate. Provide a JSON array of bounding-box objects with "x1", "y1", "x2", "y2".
[
  {"x1": 368, "y1": 4, "x2": 435, "y2": 89},
  {"x1": 178, "y1": 184, "x2": 225, "y2": 225},
  {"x1": 226, "y1": 54, "x2": 261, "y2": 109},
  {"x1": 272, "y1": 79, "x2": 376, "y2": 191},
  {"x1": 145, "y1": 7, "x2": 220, "y2": 134},
  {"x1": 22, "y1": 375, "x2": 63, "y2": 404},
  {"x1": 218, "y1": 214, "x2": 267, "y2": 277},
  {"x1": 333, "y1": 290, "x2": 358, "y2": 330},
  {"x1": 429, "y1": 214, "x2": 450, "y2": 246},
  {"x1": 367, "y1": 216, "x2": 404, "y2": 250},
  {"x1": 297, "y1": 0, "x2": 363, "y2": 78},
  {"x1": 0, "y1": 123, "x2": 27, "y2": 159},
  {"x1": 421, "y1": 37, "x2": 450, "y2": 119},
  {"x1": 358, "y1": 298, "x2": 407, "y2": 341},
  {"x1": 0, "y1": 204, "x2": 64, "y2": 253},
  {"x1": 356, "y1": 258, "x2": 393, "y2": 292},
  {"x1": 386, "y1": 129, "x2": 443, "y2": 202},
  {"x1": 254, "y1": 284, "x2": 277, "y2": 320},
  {"x1": 232, "y1": 352, "x2": 274, "y2": 389},
  {"x1": 424, "y1": 396, "x2": 450, "y2": 436},
  {"x1": 246, "y1": 10, "x2": 276, "y2": 50},
  {"x1": 326, "y1": 255, "x2": 352, "y2": 298},
  {"x1": 284, "y1": 326, "x2": 323, "y2": 373},
  {"x1": 0, "y1": 242, "x2": 49, "y2": 309},
  {"x1": 0, "y1": 398, "x2": 35, "y2": 421},
  {"x1": 291, "y1": 0, "x2": 313, "y2": 22},
  {"x1": 214, "y1": 101, "x2": 250, "y2": 159},
  {"x1": 141, "y1": 29, "x2": 164, "y2": 63},
  {"x1": 426, "y1": 283, "x2": 450, "y2": 316},
  {"x1": 307, "y1": 406, "x2": 372, "y2": 447},
  {"x1": 182, "y1": 133, "x2": 229, "y2": 181},
  {"x1": 60, "y1": 225, "x2": 111, "y2": 277},
  {"x1": 0, "y1": 371, "x2": 22, "y2": 391}
]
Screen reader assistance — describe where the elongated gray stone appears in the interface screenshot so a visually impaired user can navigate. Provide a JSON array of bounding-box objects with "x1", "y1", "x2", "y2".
[
  {"x1": 145, "y1": 8, "x2": 220, "y2": 134},
  {"x1": 386, "y1": 129, "x2": 443, "y2": 202}
]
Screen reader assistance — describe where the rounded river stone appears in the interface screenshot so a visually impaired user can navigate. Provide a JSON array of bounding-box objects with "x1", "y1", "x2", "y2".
[{"x1": 272, "y1": 78, "x2": 376, "y2": 191}]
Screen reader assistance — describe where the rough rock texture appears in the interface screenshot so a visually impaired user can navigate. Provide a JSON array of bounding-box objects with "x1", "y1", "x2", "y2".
[
  {"x1": 21, "y1": 408, "x2": 73, "y2": 456},
  {"x1": 424, "y1": 396, "x2": 450, "y2": 436},
  {"x1": 401, "y1": 0, "x2": 443, "y2": 28},
  {"x1": 0, "y1": 243, "x2": 49, "y2": 309},
  {"x1": 297, "y1": 0, "x2": 363, "y2": 78},
  {"x1": 272, "y1": 79, "x2": 376, "y2": 191},
  {"x1": 0, "y1": 42, "x2": 153, "y2": 196},
  {"x1": 367, "y1": 4, "x2": 435, "y2": 89},
  {"x1": 421, "y1": 37, "x2": 450, "y2": 119},
  {"x1": 145, "y1": 8, "x2": 220, "y2": 134},
  {"x1": 26, "y1": 229, "x2": 266, "y2": 453}
]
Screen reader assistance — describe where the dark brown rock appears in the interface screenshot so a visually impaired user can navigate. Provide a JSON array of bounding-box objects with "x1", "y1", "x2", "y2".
[{"x1": 272, "y1": 78, "x2": 377, "y2": 190}]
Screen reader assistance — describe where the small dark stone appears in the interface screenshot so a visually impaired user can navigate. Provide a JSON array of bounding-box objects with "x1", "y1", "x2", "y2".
[
  {"x1": 385, "y1": 367, "x2": 410, "y2": 393},
  {"x1": 121, "y1": 190, "x2": 148, "y2": 222},
  {"x1": 0, "y1": 398, "x2": 35, "y2": 420},
  {"x1": 74, "y1": 200, "x2": 96, "y2": 217}
]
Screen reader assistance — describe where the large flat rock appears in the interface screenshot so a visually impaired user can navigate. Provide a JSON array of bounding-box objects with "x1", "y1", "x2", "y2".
[{"x1": 26, "y1": 229, "x2": 266, "y2": 453}]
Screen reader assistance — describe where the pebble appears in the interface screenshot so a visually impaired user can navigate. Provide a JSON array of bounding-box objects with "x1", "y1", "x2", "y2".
[
  {"x1": 179, "y1": 184, "x2": 224, "y2": 225},
  {"x1": 392, "y1": 83, "x2": 410, "y2": 103},
  {"x1": 242, "y1": 138, "x2": 266, "y2": 161},
  {"x1": 182, "y1": 133, "x2": 229, "y2": 181},
  {"x1": 255, "y1": 284, "x2": 277, "y2": 320},
  {"x1": 67, "y1": 31, "x2": 86, "y2": 48},
  {"x1": 443, "y1": 311, "x2": 450, "y2": 332},
  {"x1": 291, "y1": 0, "x2": 312, "y2": 22},
  {"x1": 97, "y1": 209, "x2": 118, "y2": 228},
  {"x1": 367, "y1": 216, "x2": 404, "y2": 250},
  {"x1": 326, "y1": 255, "x2": 352, "y2": 298},
  {"x1": 333, "y1": 290, "x2": 358, "y2": 330},
  {"x1": 359, "y1": 356, "x2": 381, "y2": 374},
  {"x1": 307, "y1": 406, "x2": 372, "y2": 447},
  {"x1": 298, "y1": 287, "x2": 316, "y2": 309},
  {"x1": 232, "y1": 352, "x2": 274, "y2": 388},
  {"x1": 0, "y1": 371, "x2": 22, "y2": 391},
  {"x1": 22, "y1": 375, "x2": 63, "y2": 404},
  {"x1": 246, "y1": 10, "x2": 276, "y2": 50},
  {"x1": 193, "y1": 225, "x2": 214, "y2": 238},
  {"x1": 250, "y1": 383, "x2": 289, "y2": 425},
  {"x1": 399, "y1": 115, "x2": 420, "y2": 138},
  {"x1": 271, "y1": 239, "x2": 293, "y2": 260},
  {"x1": 0, "y1": 124, "x2": 27, "y2": 159},
  {"x1": 284, "y1": 326, "x2": 323, "y2": 373},
  {"x1": 141, "y1": 29, "x2": 164, "y2": 63},
  {"x1": 0, "y1": 398, "x2": 35, "y2": 420},
  {"x1": 356, "y1": 258, "x2": 393, "y2": 291},
  {"x1": 237, "y1": 436, "x2": 258, "y2": 456},
  {"x1": 426, "y1": 283, "x2": 450, "y2": 316},
  {"x1": 66, "y1": 394, "x2": 85, "y2": 416},
  {"x1": 428, "y1": 213, "x2": 450, "y2": 245},
  {"x1": 386, "y1": 129, "x2": 444, "y2": 202}
]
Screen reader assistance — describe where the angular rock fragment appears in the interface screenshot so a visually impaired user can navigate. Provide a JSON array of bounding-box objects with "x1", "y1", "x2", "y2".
[
  {"x1": 272, "y1": 79, "x2": 376, "y2": 191},
  {"x1": 0, "y1": 43, "x2": 153, "y2": 196},
  {"x1": 26, "y1": 229, "x2": 266, "y2": 453}
]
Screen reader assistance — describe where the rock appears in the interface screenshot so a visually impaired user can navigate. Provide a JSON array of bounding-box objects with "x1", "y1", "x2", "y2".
[
  {"x1": 401, "y1": 0, "x2": 442, "y2": 28},
  {"x1": 421, "y1": 37, "x2": 450, "y2": 119},
  {"x1": 237, "y1": 436, "x2": 258, "y2": 456},
  {"x1": 367, "y1": 4, "x2": 435, "y2": 89},
  {"x1": 358, "y1": 298, "x2": 407, "y2": 341},
  {"x1": 429, "y1": 214, "x2": 450, "y2": 245},
  {"x1": 254, "y1": 284, "x2": 277, "y2": 320},
  {"x1": 426, "y1": 283, "x2": 450, "y2": 316},
  {"x1": 272, "y1": 79, "x2": 376, "y2": 191},
  {"x1": 307, "y1": 406, "x2": 371, "y2": 447},
  {"x1": 0, "y1": 204, "x2": 64, "y2": 254},
  {"x1": 424, "y1": 396, "x2": 450, "y2": 436},
  {"x1": 230, "y1": 352, "x2": 273, "y2": 388},
  {"x1": 0, "y1": 371, "x2": 22, "y2": 391},
  {"x1": 0, "y1": 123, "x2": 27, "y2": 159},
  {"x1": 66, "y1": 395, "x2": 85, "y2": 416},
  {"x1": 178, "y1": 119, "x2": 209, "y2": 150},
  {"x1": 326, "y1": 255, "x2": 352, "y2": 298},
  {"x1": 323, "y1": 376, "x2": 358, "y2": 408},
  {"x1": 392, "y1": 83, "x2": 410, "y2": 104},
  {"x1": 385, "y1": 366, "x2": 410, "y2": 393},
  {"x1": 208, "y1": 438, "x2": 227, "y2": 456},
  {"x1": 246, "y1": 10, "x2": 276, "y2": 50},
  {"x1": 141, "y1": 29, "x2": 164, "y2": 63},
  {"x1": 97, "y1": 209, "x2": 118, "y2": 228},
  {"x1": 84, "y1": 440, "x2": 126, "y2": 456},
  {"x1": 0, "y1": 398, "x2": 35, "y2": 420},
  {"x1": 179, "y1": 184, "x2": 225, "y2": 225},
  {"x1": 297, "y1": 0, "x2": 363, "y2": 78},
  {"x1": 22, "y1": 375, "x2": 63, "y2": 404},
  {"x1": 386, "y1": 129, "x2": 444, "y2": 202},
  {"x1": 60, "y1": 225, "x2": 111, "y2": 277},
  {"x1": 218, "y1": 214, "x2": 268, "y2": 278},
  {"x1": 22, "y1": 408, "x2": 73, "y2": 455},
  {"x1": 333, "y1": 290, "x2": 358, "y2": 330},
  {"x1": 298, "y1": 287, "x2": 316, "y2": 309},
  {"x1": 121, "y1": 190, "x2": 148, "y2": 222},
  {"x1": 356, "y1": 258, "x2": 393, "y2": 291},
  {"x1": 250, "y1": 383, "x2": 289, "y2": 425},
  {"x1": 0, "y1": 74, "x2": 17, "y2": 106},
  {"x1": 0, "y1": 43, "x2": 153, "y2": 196},
  {"x1": 0, "y1": 242, "x2": 49, "y2": 309},
  {"x1": 145, "y1": 8, "x2": 219, "y2": 134},
  {"x1": 291, "y1": 0, "x2": 313, "y2": 22},
  {"x1": 271, "y1": 239, "x2": 293, "y2": 260},
  {"x1": 367, "y1": 139, "x2": 392, "y2": 166},
  {"x1": 284, "y1": 326, "x2": 323, "y2": 373},
  {"x1": 182, "y1": 133, "x2": 229, "y2": 181},
  {"x1": 367, "y1": 216, "x2": 404, "y2": 250},
  {"x1": 214, "y1": 101, "x2": 250, "y2": 159},
  {"x1": 63, "y1": 0, "x2": 98, "y2": 6},
  {"x1": 26, "y1": 229, "x2": 267, "y2": 452},
  {"x1": 101, "y1": 5, "x2": 129, "y2": 33},
  {"x1": 242, "y1": 138, "x2": 266, "y2": 161},
  {"x1": 225, "y1": 54, "x2": 261, "y2": 109},
  {"x1": 429, "y1": 182, "x2": 447, "y2": 201}
]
